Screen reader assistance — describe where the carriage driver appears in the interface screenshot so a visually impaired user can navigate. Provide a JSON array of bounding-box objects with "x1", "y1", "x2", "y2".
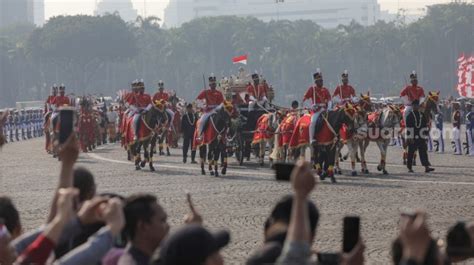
[
  {"x1": 246, "y1": 73, "x2": 269, "y2": 111},
  {"x1": 302, "y1": 69, "x2": 332, "y2": 145},
  {"x1": 195, "y1": 74, "x2": 225, "y2": 140}
]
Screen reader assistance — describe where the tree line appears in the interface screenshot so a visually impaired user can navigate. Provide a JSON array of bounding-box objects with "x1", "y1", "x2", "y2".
[{"x1": 0, "y1": 3, "x2": 472, "y2": 108}]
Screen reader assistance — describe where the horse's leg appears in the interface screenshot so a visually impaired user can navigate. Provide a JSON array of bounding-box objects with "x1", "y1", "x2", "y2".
[
  {"x1": 328, "y1": 146, "x2": 337, "y2": 183},
  {"x1": 149, "y1": 139, "x2": 156, "y2": 172},
  {"x1": 141, "y1": 143, "x2": 148, "y2": 168},
  {"x1": 221, "y1": 143, "x2": 227, "y2": 175},
  {"x1": 347, "y1": 141, "x2": 357, "y2": 176},
  {"x1": 359, "y1": 140, "x2": 369, "y2": 174},
  {"x1": 259, "y1": 142, "x2": 265, "y2": 166},
  {"x1": 213, "y1": 143, "x2": 219, "y2": 177},
  {"x1": 376, "y1": 140, "x2": 388, "y2": 174},
  {"x1": 200, "y1": 145, "x2": 206, "y2": 175},
  {"x1": 166, "y1": 134, "x2": 171, "y2": 156}
]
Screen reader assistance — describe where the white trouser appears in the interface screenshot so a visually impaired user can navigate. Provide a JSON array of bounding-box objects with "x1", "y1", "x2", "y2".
[
  {"x1": 436, "y1": 127, "x2": 444, "y2": 153},
  {"x1": 403, "y1": 105, "x2": 412, "y2": 122},
  {"x1": 248, "y1": 99, "x2": 268, "y2": 112},
  {"x1": 467, "y1": 128, "x2": 473, "y2": 156},
  {"x1": 166, "y1": 109, "x2": 175, "y2": 128},
  {"x1": 198, "y1": 109, "x2": 218, "y2": 136},
  {"x1": 309, "y1": 109, "x2": 324, "y2": 144},
  {"x1": 453, "y1": 127, "x2": 461, "y2": 154}
]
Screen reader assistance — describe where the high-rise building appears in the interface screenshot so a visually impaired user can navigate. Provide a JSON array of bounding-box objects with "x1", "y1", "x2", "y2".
[
  {"x1": 164, "y1": 0, "x2": 381, "y2": 28},
  {"x1": 95, "y1": 0, "x2": 138, "y2": 22},
  {"x1": 33, "y1": 0, "x2": 45, "y2": 26},
  {"x1": 0, "y1": 0, "x2": 29, "y2": 27},
  {"x1": 0, "y1": 0, "x2": 43, "y2": 27}
]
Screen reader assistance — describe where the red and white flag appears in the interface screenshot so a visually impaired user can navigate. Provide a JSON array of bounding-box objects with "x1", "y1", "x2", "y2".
[
  {"x1": 232, "y1": 54, "x2": 248, "y2": 65},
  {"x1": 456, "y1": 53, "x2": 474, "y2": 98}
]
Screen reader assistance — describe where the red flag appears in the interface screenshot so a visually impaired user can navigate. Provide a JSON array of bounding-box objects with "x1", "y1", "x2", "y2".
[{"x1": 232, "y1": 54, "x2": 248, "y2": 65}]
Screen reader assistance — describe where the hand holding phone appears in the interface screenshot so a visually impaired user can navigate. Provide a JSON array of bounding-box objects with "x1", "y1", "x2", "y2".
[{"x1": 343, "y1": 216, "x2": 360, "y2": 253}]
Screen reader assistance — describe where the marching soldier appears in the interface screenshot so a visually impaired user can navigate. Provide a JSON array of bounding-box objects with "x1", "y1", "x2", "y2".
[
  {"x1": 400, "y1": 71, "x2": 425, "y2": 121},
  {"x1": 246, "y1": 73, "x2": 269, "y2": 111},
  {"x1": 405, "y1": 99, "x2": 434, "y2": 173},
  {"x1": 195, "y1": 74, "x2": 225, "y2": 140},
  {"x1": 434, "y1": 104, "x2": 445, "y2": 153},
  {"x1": 333, "y1": 70, "x2": 356, "y2": 105},
  {"x1": 452, "y1": 101, "x2": 462, "y2": 155},
  {"x1": 181, "y1": 103, "x2": 197, "y2": 164},
  {"x1": 7, "y1": 110, "x2": 14, "y2": 142},
  {"x1": 14, "y1": 110, "x2": 20, "y2": 141},
  {"x1": 465, "y1": 102, "x2": 473, "y2": 156},
  {"x1": 302, "y1": 69, "x2": 332, "y2": 145},
  {"x1": 20, "y1": 109, "x2": 27, "y2": 140}
]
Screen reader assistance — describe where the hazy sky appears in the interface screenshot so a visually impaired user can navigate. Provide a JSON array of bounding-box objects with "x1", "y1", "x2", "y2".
[{"x1": 45, "y1": 0, "x2": 456, "y2": 21}]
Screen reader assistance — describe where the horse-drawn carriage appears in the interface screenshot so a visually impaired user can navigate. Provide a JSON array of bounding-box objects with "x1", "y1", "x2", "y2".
[{"x1": 219, "y1": 69, "x2": 277, "y2": 166}]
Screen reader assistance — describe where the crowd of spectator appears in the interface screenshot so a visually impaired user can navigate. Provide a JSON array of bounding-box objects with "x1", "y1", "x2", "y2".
[{"x1": 1, "y1": 132, "x2": 473, "y2": 265}]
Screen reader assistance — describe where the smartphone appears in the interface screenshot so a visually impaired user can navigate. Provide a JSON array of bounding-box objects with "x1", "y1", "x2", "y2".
[
  {"x1": 343, "y1": 216, "x2": 360, "y2": 253},
  {"x1": 59, "y1": 108, "x2": 74, "y2": 144},
  {"x1": 317, "y1": 252, "x2": 340, "y2": 265},
  {"x1": 272, "y1": 163, "x2": 295, "y2": 181}
]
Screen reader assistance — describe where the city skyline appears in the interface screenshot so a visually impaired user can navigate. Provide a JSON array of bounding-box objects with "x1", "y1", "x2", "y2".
[{"x1": 44, "y1": 0, "x2": 456, "y2": 22}]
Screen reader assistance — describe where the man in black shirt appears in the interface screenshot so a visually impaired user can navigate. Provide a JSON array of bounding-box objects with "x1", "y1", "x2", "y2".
[
  {"x1": 181, "y1": 103, "x2": 197, "y2": 163},
  {"x1": 405, "y1": 100, "x2": 434, "y2": 173}
]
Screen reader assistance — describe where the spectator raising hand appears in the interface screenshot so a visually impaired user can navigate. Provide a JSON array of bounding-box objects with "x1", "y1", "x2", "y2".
[
  {"x1": 184, "y1": 192, "x2": 203, "y2": 225},
  {"x1": 399, "y1": 212, "x2": 432, "y2": 264},
  {"x1": 101, "y1": 198, "x2": 125, "y2": 236}
]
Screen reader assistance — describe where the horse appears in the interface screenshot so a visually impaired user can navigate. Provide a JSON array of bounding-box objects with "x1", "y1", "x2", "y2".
[
  {"x1": 43, "y1": 111, "x2": 54, "y2": 154},
  {"x1": 289, "y1": 104, "x2": 356, "y2": 183},
  {"x1": 270, "y1": 111, "x2": 300, "y2": 163},
  {"x1": 125, "y1": 100, "x2": 169, "y2": 171},
  {"x1": 335, "y1": 93, "x2": 372, "y2": 176},
  {"x1": 400, "y1": 92, "x2": 439, "y2": 165},
  {"x1": 361, "y1": 105, "x2": 403, "y2": 175},
  {"x1": 252, "y1": 112, "x2": 279, "y2": 166},
  {"x1": 193, "y1": 102, "x2": 233, "y2": 177}
]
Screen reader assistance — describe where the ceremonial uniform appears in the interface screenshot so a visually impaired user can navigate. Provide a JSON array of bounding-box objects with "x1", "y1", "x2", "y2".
[
  {"x1": 452, "y1": 106, "x2": 462, "y2": 155},
  {"x1": 152, "y1": 91, "x2": 170, "y2": 102},
  {"x1": 196, "y1": 77, "x2": 225, "y2": 136},
  {"x1": 152, "y1": 89, "x2": 175, "y2": 128},
  {"x1": 434, "y1": 110, "x2": 444, "y2": 153},
  {"x1": 303, "y1": 71, "x2": 331, "y2": 143},
  {"x1": 405, "y1": 106, "x2": 432, "y2": 172},
  {"x1": 246, "y1": 74, "x2": 269, "y2": 111},
  {"x1": 465, "y1": 104, "x2": 473, "y2": 156},
  {"x1": 181, "y1": 110, "x2": 197, "y2": 163},
  {"x1": 400, "y1": 72, "x2": 425, "y2": 121}
]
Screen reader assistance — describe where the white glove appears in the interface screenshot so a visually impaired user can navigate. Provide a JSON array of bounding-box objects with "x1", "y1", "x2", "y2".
[
  {"x1": 249, "y1": 96, "x2": 256, "y2": 101},
  {"x1": 401, "y1": 96, "x2": 410, "y2": 105}
]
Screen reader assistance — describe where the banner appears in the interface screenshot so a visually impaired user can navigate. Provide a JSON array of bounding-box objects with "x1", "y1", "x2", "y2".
[{"x1": 456, "y1": 53, "x2": 474, "y2": 98}]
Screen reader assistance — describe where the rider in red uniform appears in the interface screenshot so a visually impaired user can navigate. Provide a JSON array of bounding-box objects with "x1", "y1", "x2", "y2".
[
  {"x1": 52, "y1": 85, "x2": 71, "y2": 108},
  {"x1": 302, "y1": 69, "x2": 332, "y2": 144},
  {"x1": 152, "y1": 80, "x2": 170, "y2": 102},
  {"x1": 333, "y1": 70, "x2": 356, "y2": 105},
  {"x1": 196, "y1": 74, "x2": 225, "y2": 138},
  {"x1": 45, "y1": 85, "x2": 58, "y2": 114},
  {"x1": 128, "y1": 80, "x2": 152, "y2": 140},
  {"x1": 152, "y1": 80, "x2": 175, "y2": 129},
  {"x1": 400, "y1": 71, "x2": 425, "y2": 121},
  {"x1": 246, "y1": 73, "x2": 269, "y2": 110}
]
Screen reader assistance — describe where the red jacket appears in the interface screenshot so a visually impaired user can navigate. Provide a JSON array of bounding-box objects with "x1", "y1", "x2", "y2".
[
  {"x1": 196, "y1": 89, "x2": 224, "y2": 110},
  {"x1": 333, "y1": 85, "x2": 355, "y2": 100},
  {"x1": 400, "y1": 85, "x2": 425, "y2": 104},
  {"x1": 303, "y1": 86, "x2": 331, "y2": 106},
  {"x1": 246, "y1": 83, "x2": 268, "y2": 101},
  {"x1": 153, "y1": 91, "x2": 170, "y2": 102},
  {"x1": 52, "y1": 95, "x2": 70, "y2": 108}
]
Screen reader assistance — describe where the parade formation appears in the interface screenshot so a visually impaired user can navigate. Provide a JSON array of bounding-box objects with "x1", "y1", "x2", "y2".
[{"x1": 1, "y1": 68, "x2": 473, "y2": 182}]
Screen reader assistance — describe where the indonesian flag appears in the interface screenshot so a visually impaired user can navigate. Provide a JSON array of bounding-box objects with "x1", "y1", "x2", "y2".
[
  {"x1": 456, "y1": 53, "x2": 474, "y2": 98},
  {"x1": 232, "y1": 54, "x2": 248, "y2": 65}
]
